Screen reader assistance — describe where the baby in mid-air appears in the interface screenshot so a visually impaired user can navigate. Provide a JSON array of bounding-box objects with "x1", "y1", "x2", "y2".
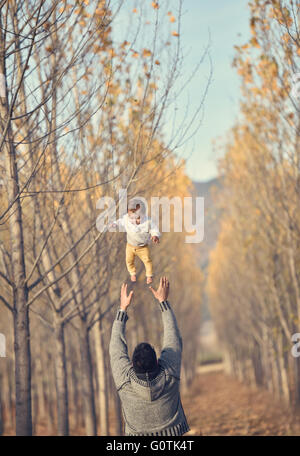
[{"x1": 112, "y1": 198, "x2": 160, "y2": 284}]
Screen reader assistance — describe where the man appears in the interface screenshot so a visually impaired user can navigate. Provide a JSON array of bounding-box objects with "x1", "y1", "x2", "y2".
[{"x1": 109, "y1": 277, "x2": 189, "y2": 436}]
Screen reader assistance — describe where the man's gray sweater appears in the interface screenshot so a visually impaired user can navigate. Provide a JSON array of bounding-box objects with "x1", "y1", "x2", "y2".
[{"x1": 109, "y1": 301, "x2": 189, "y2": 436}]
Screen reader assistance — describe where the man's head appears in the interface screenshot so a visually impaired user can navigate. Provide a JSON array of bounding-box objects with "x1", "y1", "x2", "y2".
[{"x1": 132, "y1": 342, "x2": 158, "y2": 374}]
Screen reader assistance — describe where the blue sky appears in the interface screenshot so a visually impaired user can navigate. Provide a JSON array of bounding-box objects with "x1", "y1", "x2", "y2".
[{"x1": 177, "y1": 0, "x2": 251, "y2": 182}]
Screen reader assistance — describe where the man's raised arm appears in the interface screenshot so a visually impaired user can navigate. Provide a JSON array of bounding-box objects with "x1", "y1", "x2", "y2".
[
  {"x1": 149, "y1": 277, "x2": 182, "y2": 379},
  {"x1": 109, "y1": 284, "x2": 133, "y2": 391}
]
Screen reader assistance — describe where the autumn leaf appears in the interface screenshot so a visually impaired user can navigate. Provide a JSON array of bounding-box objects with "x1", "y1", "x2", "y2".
[
  {"x1": 155, "y1": 60, "x2": 160, "y2": 65},
  {"x1": 142, "y1": 48, "x2": 152, "y2": 58},
  {"x1": 152, "y1": 2, "x2": 159, "y2": 9},
  {"x1": 132, "y1": 8, "x2": 137, "y2": 13},
  {"x1": 250, "y1": 37, "x2": 260, "y2": 48},
  {"x1": 281, "y1": 33, "x2": 290, "y2": 43},
  {"x1": 172, "y1": 31, "x2": 179, "y2": 37},
  {"x1": 169, "y1": 15, "x2": 176, "y2": 23}
]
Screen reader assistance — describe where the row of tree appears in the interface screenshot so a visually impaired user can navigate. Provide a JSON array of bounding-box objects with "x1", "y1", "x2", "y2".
[
  {"x1": 207, "y1": 0, "x2": 300, "y2": 406},
  {"x1": 0, "y1": 0, "x2": 205, "y2": 435}
]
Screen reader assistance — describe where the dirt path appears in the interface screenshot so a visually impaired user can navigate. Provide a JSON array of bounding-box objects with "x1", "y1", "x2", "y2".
[
  {"x1": 4, "y1": 364, "x2": 300, "y2": 436},
  {"x1": 183, "y1": 366, "x2": 300, "y2": 436}
]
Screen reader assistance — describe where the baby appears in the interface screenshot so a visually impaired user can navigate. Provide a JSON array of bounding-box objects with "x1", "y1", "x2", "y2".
[{"x1": 112, "y1": 198, "x2": 160, "y2": 284}]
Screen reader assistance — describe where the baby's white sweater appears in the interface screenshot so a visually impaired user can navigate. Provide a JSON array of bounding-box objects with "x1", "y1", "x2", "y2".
[{"x1": 115, "y1": 214, "x2": 160, "y2": 247}]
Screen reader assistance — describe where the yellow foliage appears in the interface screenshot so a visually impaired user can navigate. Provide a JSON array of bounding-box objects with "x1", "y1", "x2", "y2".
[{"x1": 142, "y1": 49, "x2": 152, "y2": 58}]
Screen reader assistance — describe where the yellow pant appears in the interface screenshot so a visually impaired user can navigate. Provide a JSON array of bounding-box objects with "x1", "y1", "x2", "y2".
[{"x1": 126, "y1": 243, "x2": 153, "y2": 277}]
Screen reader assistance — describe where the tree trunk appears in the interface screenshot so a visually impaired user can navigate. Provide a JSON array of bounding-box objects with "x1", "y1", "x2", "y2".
[
  {"x1": 54, "y1": 320, "x2": 69, "y2": 436},
  {"x1": 36, "y1": 353, "x2": 46, "y2": 425},
  {"x1": 0, "y1": 22, "x2": 32, "y2": 436},
  {"x1": 94, "y1": 316, "x2": 109, "y2": 436},
  {"x1": 79, "y1": 321, "x2": 97, "y2": 436},
  {"x1": 12, "y1": 296, "x2": 32, "y2": 435},
  {"x1": 70, "y1": 347, "x2": 82, "y2": 431},
  {"x1": 277, "y1": 332, "x2": 290, "y2": 403},
  {"x1": 294, "y1": 356, "x2": 300, "y2": 406},
  {"x1": 0, "y1": 371, "x2": 3, "y2": 435},
  {"x1": 251, "y1": 342, "x2": 264, "y2": 386}
]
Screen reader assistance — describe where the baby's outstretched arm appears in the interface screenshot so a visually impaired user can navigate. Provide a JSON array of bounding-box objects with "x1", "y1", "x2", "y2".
[
  {"x1": 108, "y1": 215, "x2": 126, "y2": 231},
  {"x1": 150, "y1": 219, "x2": 160, "y2": 243}
]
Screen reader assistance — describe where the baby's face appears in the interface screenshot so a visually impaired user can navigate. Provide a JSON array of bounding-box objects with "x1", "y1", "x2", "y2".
[{"x1": 128, "y1": 205, "x2": 141, "y2": 223}]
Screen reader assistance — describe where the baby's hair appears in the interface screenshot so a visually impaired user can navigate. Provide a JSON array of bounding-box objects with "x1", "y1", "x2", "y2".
[{"x1": 127, "y1": 203, "x2": 140, "y2": 211}]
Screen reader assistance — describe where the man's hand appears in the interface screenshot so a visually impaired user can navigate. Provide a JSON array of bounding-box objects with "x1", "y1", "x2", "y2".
[
  {"x1": 120, "y1": 283, "x2": 134, "y2": 312},
  {"x1": 149, "y1": 276, "x2": 169, "y2": 302},
  {"x1": 151, "y1": 236, "x2": 160, "y2": 244}
]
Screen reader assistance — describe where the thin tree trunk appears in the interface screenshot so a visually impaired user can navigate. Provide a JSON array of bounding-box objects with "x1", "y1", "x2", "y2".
[
  {"x1": 36, "y1": 352, "x2": 46, "y2": 424},
  {"x1": 54, "y1": 319, "x2": 69, "y2": 436},
  {"x1": 70, "y1": 347, "x2": 82, "y2": 431},
  {"x1": 0, "y1": 371, "x2": 3, "y2": 435},
  {"x1": 0, "y1": 18, "x2": 32, "y2": 436},
  {"x1": 94, "y1": 316, "x2": 109, "y2": 436},
  {"x1": 12, "y1": 278, "x2": 32, "y2": 436},
  {"x1": 277, "y1": 332, "x2": 290, "y2": 403},
  {"x1": 79, "y1": 321, "x2": 97, "y2": 436},
  {"x1": 294, "y1": 356, "x2": 300, "y2": 406}
]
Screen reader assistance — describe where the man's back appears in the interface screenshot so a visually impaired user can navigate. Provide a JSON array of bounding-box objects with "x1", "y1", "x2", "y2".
[
  {"x1": 109, "y1": 279, "x2": 189, "y2": 436},
  {"x1": 118, "y1": 360, "x2": 189, "y2": 436}
]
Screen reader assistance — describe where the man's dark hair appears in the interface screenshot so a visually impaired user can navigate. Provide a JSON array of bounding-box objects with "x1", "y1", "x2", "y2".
[{"x1": 132, "y1": 342, "x2": 158, "y2": 374}]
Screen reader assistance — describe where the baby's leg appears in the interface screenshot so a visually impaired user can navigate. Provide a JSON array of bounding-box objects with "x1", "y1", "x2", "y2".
[
  {"x1": 136, "y1": 246, "x2": 153, "y2": 282},
  {"x1": 126, "y1": 243, "x2": 136, "y2": 280}
]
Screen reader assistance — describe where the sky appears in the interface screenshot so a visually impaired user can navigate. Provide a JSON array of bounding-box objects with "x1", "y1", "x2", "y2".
[{"x1": 177, "y1": 0, "x2": 251, "y2": 182}]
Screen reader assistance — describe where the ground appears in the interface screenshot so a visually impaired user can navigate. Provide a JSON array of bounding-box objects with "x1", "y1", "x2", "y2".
[
  {"x1": 183, "y1": 364, "x2": 300, "y2": 436},
  {"x1": 3, "y1": 364, "x2": 300, "y2": 435}
]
